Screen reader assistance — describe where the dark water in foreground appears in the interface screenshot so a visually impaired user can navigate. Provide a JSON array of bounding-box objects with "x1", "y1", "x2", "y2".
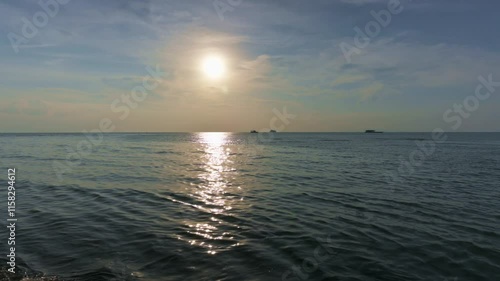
[{"x1": 0, "y1": 133, "x2": 499, "y2": 281}]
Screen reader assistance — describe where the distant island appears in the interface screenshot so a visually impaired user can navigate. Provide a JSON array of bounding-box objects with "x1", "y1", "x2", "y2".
[
  {"x1": 250, "y1": 130, "x2": 277, "y2": 133},
  {"x1": 365, "y1": 130, "x2": 383, "y2": 133}
]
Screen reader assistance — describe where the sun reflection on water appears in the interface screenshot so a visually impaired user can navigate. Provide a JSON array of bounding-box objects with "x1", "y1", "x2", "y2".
[
  {"x1": 183, "y1": 132, "x2": 239, "y2": 255},
  {"x1": 197, "y1": 132, "x2": 232, "y2": 212}
]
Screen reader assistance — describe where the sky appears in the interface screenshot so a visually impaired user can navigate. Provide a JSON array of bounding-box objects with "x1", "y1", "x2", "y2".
[{"x1": 1, "y1": 0, "x2": 500, "y2": 132}]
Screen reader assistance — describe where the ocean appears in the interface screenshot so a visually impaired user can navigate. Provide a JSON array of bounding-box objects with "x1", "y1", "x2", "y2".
[{"x1": 0, "y1": 132, "x2": 499, "y2": 281}]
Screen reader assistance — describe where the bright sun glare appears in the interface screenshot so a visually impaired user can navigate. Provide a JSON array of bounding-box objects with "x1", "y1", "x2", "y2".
[{"x1": 202, "y1": 55, "x2": 226, "y2": 79}]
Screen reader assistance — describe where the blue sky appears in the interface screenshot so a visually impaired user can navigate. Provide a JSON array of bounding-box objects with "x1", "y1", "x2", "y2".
[{"x1": 1, "y1": 0, "x2": 499, "y2": 132}]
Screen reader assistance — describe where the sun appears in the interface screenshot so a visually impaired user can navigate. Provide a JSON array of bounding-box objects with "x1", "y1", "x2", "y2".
[{"x1": 202, "y1": 55, "x2": 226, "y2": 79}]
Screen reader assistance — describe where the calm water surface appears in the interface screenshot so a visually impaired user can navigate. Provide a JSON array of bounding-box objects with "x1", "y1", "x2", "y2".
[{"x1": 0, "y1": 133, "x2": 499, "y2": 281}]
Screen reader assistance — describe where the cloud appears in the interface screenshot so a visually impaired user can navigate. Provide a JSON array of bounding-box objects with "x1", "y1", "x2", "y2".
[
  {"x1": 333, "y1": 37, "x2": 500, "y2": 89},
  {"x1": 331, "y1": 74, "x2": 369, "y2": 87}
]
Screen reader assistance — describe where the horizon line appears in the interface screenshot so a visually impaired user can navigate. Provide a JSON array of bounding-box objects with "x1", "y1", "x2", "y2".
[{"x1": 1, "y1": 131, "x2": 500, "y2": 134}]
